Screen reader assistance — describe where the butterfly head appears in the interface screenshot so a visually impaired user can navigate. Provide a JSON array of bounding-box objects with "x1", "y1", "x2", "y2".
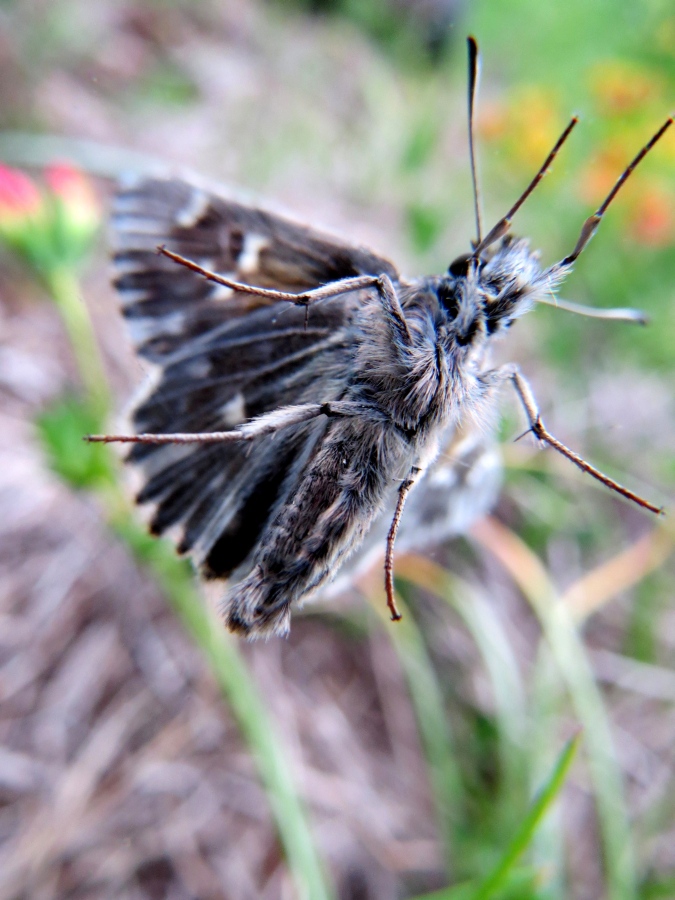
[{"x1": 439, "y1": 234, "x2": 561, "y2": 347}]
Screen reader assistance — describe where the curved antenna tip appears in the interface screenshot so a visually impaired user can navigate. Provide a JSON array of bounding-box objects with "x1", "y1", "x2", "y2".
[{"x1": 466, "y1": 36, "x2": 483, "y2": 245}]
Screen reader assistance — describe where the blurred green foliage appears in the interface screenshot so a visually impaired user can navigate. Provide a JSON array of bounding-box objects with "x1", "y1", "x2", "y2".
[{"x1": 472, "y1": 3, "x2": 675, "y2": 379}]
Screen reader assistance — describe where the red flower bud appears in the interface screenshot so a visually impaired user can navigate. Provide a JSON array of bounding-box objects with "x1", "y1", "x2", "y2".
[
  {"x1": 0, "y1": 162, "x2": 100, "y2": 275},
  {"x1": 45, "y1": 162, "x2": 100, "y2": 237},
  {"x1": 0, "y1": 164, "x2": 44, "y2": 237}
]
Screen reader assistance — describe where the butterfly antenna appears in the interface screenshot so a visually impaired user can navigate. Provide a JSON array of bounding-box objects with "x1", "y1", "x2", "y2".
[
  {"x1": 475, "y1": 116, "x2": 579, "y2": 255},
  {"x1": 556, "y1": 117, "x2": 673, "y2": 268},
  {"x1": 467, "y1": 36, "x2": 483, "y2": 245},
  {"x1": 535, "y1": 295, "x2": 649, "y2": 325}
]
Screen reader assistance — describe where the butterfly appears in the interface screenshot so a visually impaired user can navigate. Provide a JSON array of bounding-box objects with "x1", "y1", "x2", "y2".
[{"x1": 93, "y1": 38, "x2": 668, "y2": 638}]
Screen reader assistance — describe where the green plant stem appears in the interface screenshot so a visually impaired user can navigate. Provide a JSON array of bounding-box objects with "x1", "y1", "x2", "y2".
[
  {"x1": 394, "y1": 558, "x2": 529, "y2": 841},
  {"x1": 102, "y1": 488, "x2": 334, "y2": 900},
  {"x1": 527, "y1": 649, "x2": 568, "y2": 900},
  {"x1": 46, "y1": 265, "x2": 110, "y2": 419},
  {"x1": 536, "y1": 595, "x2": 636, "y2": 900}
]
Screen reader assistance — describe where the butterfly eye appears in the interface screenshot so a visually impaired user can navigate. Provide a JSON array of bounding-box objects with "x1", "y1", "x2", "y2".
[
  {"x1": 448, "y1": 253, "x2": 483, "y2": 278},
  {"x1": 448, "y1": 254, "x2": 471, "y2": 277}
]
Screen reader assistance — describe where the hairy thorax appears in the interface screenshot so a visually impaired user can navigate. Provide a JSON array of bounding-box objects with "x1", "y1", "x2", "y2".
[{"x1": 350, "y1": 280, "x2": 482, "y2": 440}]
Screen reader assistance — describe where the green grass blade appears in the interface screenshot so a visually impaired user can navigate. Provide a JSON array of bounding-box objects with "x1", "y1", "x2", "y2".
[
  {"x1": 526, "y1": 648, "x2": 570, "y2": 900},
  {"x1": 411, "y1": 736, "x2": 578, "y2": 900},
  {"x1": 412, "y1": 867, "x2": 538, "y2": 900},
  {"x1": 468, "y1": 733, "x2": 580, "y2": 900}
]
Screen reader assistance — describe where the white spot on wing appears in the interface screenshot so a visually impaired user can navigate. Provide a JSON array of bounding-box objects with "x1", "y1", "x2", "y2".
[
  {"x1": 175, "y1": 189, "x2": 209, "y2": 228},
  {"x1": 238, "y1": 234, "x2": 269, "y2": 274},
  {"x1": 220, "y1": 393, "x2": 247, "y2": 426},
  {"x1": 118, "y1": 289, "x2": 149, "y2": 308},
  {"x1": 111, "y1": 215, "x2": 165, "y2": 236},
  {"x1": 182, "y1": 358, "x2": 211, "y2": 379},
  {"x1": 125, "y1": 361, "x2": 164, "y2": 414},
  {"x1": 114, "y1": 258, "x2": 145, "y2": 277},
  {"x1": 127, "y1": 312, "x2": 186, "y2": 343}
]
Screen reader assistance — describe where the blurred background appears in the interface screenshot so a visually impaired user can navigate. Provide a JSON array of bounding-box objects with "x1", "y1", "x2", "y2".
[{"x1": 0, "y1": 1, "x2": 674, "y2": 898}]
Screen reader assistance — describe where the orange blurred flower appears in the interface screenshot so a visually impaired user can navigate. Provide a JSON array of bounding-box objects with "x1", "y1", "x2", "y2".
[
  {"x1": 578, "y1": 148, "x2": 631, "y2": 205},
  {"x1": 477, "y1": 100, "x2": 509, "y2": 142},
  {"x1": 478, "y1": 87, "x2": 563, "y2": 171},
  {"x1": 589, "y1": 61, "x2": 662, "y2": 116},
  {"x1": 626, "y1": 184, "x2": 674, "y2": 247}
]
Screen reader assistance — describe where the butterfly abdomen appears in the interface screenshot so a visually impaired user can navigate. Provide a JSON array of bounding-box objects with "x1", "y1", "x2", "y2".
[{"x1": 222, "y1": 417, "x2": 411, "y2": 636}]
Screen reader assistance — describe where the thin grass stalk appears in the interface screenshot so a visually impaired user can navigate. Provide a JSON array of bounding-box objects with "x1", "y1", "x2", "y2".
[
  {"x1": 410, "y1": 735, "x2": 579, "y2": 900},
  {"x1": 471, "y1": 517, "x2": 637, "y2": 900},
  {"x1": 469, "y1": 733, "x2": 580, "y2": 900},
  {"x1": 527, "y1": 647, "x2": 570, "y2": 900},
  {"x1": 364, "y1": 588, "x2": 464, "y2": 872},
  {"x1": 45, "y1": 265, "x2": 110, "y2": 420},
  {"x1": 392, "y1": 556, "x2": 529, "y2": 818}
]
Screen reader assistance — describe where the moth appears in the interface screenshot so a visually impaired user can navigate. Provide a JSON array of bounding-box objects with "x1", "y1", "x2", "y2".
[{"x1": 93, "y1": 39, "x2": 668, "y2": 638}]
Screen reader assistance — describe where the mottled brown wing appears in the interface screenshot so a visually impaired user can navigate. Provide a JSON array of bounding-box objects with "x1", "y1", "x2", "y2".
[
  {"x1": 112, "y1": 175, "x2": 398, "y2": 361},
  {"x1": 110, "y1": 175, "x2": 399, "y2": 582}
]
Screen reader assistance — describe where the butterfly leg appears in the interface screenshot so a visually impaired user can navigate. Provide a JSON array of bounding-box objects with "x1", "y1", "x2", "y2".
[
  {"x1": 483, "y1": 364, "x2": 660, "y2": 514},
  {"x1": 158, "y1": 247, "x2": 411, "y2": 343},
  {"x1": 384, "y1": 466, "x2": 421, "y2": 621},
  {"x1": 87, "y1": 400, "x2": 369, "y2": 445}
]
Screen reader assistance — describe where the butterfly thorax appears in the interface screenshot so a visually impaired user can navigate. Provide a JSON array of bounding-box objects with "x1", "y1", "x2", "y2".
[{"x1": 351, "y1": 236, "x2": 559, "y2": 437}]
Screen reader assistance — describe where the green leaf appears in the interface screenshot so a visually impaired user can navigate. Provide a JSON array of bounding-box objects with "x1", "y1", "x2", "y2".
[{"x1": 35, "y1": 393, "x2": 115, "y2": 490}]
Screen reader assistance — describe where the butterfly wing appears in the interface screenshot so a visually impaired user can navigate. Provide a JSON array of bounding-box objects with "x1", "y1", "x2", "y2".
[
  {"x1": 113, "y1": 175, "x2": 398, "y2": 362},
  {"x1": 111, "y1": 175, "x2": 399, "y2": 586}
]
